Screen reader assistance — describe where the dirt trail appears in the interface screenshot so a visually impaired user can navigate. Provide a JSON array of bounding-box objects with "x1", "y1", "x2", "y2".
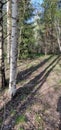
[{"x1": 0, "y1": 55, "x2": 61, "y2": 130}]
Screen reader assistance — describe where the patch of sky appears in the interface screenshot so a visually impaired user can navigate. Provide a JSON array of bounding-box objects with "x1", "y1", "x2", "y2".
[
  {"x1": 27, "y1": 0, "x2": 43, "y2": 24},
  {"x1": 31, "y1": 0, "x2": 43, "y2": 9}
]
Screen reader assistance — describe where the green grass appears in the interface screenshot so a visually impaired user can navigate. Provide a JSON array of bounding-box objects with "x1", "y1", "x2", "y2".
[
  {"x1": 59, "y1": 79, "x2": 61, "y2": 83},
  {"x1": 0, "y1": 118, "x2": 2, "y2": 125},
  {"x1": 36, "y1": 114, "x2": 43, "y2": 123},
  {"x1": 20, "y1": 94, "x2": 26, "y2": 100},
  {"x1": 15, "y1": 115, "x2": 26, "y2": 125},
  {"x1": 34, "y1": 53, "x2": 45, "y2": 57},
  {"x1": 18, "y1": 128, "x2": 24, "y2": 130},
  {"x1": 35, "y1": 114, "x2": 44, "y2": 130},
  {"x1": 10, "y1": 109, "x2": 16, "y2": 116},
  {"x1": 19, "y1": 53, "x2": 46, "y2": 59},
  {"x1": 28, "y1": 53, "x2": 45, "y2": 59}
]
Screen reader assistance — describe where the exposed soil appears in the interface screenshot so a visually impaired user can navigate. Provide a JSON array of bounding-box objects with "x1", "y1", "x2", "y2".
[{"x1": 0, "y1": 55, "x2": 61, "y2": 130}]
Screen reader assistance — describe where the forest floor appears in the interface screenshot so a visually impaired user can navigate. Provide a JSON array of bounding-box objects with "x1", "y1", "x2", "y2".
[{"x1": 0, "y1": 55, "x2": 61, "y2": 130}]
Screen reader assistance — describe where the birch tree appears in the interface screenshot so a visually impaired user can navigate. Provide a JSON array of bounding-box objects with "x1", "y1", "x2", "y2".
[
  {"x1": 9, "y1": 0, "x2": 18, "y2": 97},
  {"x1": 55, "y1": 20, "x2": 61, "y2": 52},
  {"x1": 7, "y1": 0, "x2": 11, "y2": 63},
  {"x1": 0, "y1": 0, "x2": 6, "y2": 88},
  {"x1": 54, "y1": 1, "x2": 61, "y2": 52}
]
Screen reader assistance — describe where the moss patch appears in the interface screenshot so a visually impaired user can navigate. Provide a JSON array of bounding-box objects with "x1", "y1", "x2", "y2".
[{"x1": 15, "y1": 115, "x2": 26, "y2": 125}]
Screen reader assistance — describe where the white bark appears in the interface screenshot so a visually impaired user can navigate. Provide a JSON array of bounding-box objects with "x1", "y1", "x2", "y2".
[
  {"x1": 55, "y1": 20, "x2": 61, "y2": 52},
  {"x1": 9, "y1": 0, "x2": 18, "y2": 96},
  {"x1": 7, "y1": 0, "x2": 11, "y2": 63}
]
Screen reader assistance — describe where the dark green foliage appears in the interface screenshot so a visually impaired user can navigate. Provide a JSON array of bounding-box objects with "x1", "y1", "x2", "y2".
[
  {"x1": 18, "y1": 0, "x2": 35, "y2": 59},
  {"x1": 39, "y1": 0, "x2": 61, "y2": 54}
]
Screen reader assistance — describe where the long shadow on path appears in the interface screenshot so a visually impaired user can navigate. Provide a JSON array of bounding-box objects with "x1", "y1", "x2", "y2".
[
  {"x1": 5, "y1": 55, "x2": 52, "y2": 89},
  {"x1": 0, "y1": 56, "x2": 60, "y2": 130},
  {"x1": 17, "y1": 55, "x2": 52, "y2": 83}
]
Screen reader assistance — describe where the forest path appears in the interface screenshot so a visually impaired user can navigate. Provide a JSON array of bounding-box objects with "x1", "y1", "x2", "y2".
[{"x1": 0, "y1": 55, "x2": 61, "y2": 130}]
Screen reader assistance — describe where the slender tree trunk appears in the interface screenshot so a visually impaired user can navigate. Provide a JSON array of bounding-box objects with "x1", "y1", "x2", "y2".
[
  {"x1": 55, "y1": 21, "x2": 61, "y2": 52},
  {"x1": 45, "y1": 46, "x2": 47, "y2": 55},
  {"x1": 44, "y1": 25, "x2": 48, "y2": 55},
  {"x1": 7, "y1": 0, "x2": 11, "y2": 64},
  {"x1": 18, "y1": 28, "x2": 21, "y2": 59},
  {"x1": 44, "y1": 35, "x2": 47, "y2": 55},
  {"x1": 0, "y1": 1, "x2": 6, "y2": 89},
  {"x1": 56, "y1": 25, "x2": 61, "y2": 52},
  {"x1": 9, "y1": 0, "x2": 18, "y2": 97}
]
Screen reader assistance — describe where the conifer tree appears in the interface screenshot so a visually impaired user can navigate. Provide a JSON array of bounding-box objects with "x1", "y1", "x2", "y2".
[{"x1": 18, "y1": 0, "x2": 35, "y2": 59}]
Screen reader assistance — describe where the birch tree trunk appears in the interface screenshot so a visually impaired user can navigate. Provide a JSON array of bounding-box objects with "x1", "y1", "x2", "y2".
[
  {"x1": 55, "y1": 20, "x2": 61, "y2": 52},
  {"x1": 7, "y1": 0, "x2": 11, "y2": 64},
  {"x1": 0, "y1": 0, "x2": 6, "y2": 88},
  {"x1": 9, "y1": 0, "x2": 18, "y2": 97}
]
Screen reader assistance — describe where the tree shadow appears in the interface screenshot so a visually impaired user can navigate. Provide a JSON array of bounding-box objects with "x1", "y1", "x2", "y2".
[
  {"x1": 17, "y1": 55, "x2": 52, "y2": 83},
  {"x1": 4, "y1": 55, "x2": 52, "y2": 90},
  {"x1": 57, "y1": 96, "x2": 61, "y2": 130},
  {"x1": 0, "y1": 56, "x2": 60, "y2": 130}
]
